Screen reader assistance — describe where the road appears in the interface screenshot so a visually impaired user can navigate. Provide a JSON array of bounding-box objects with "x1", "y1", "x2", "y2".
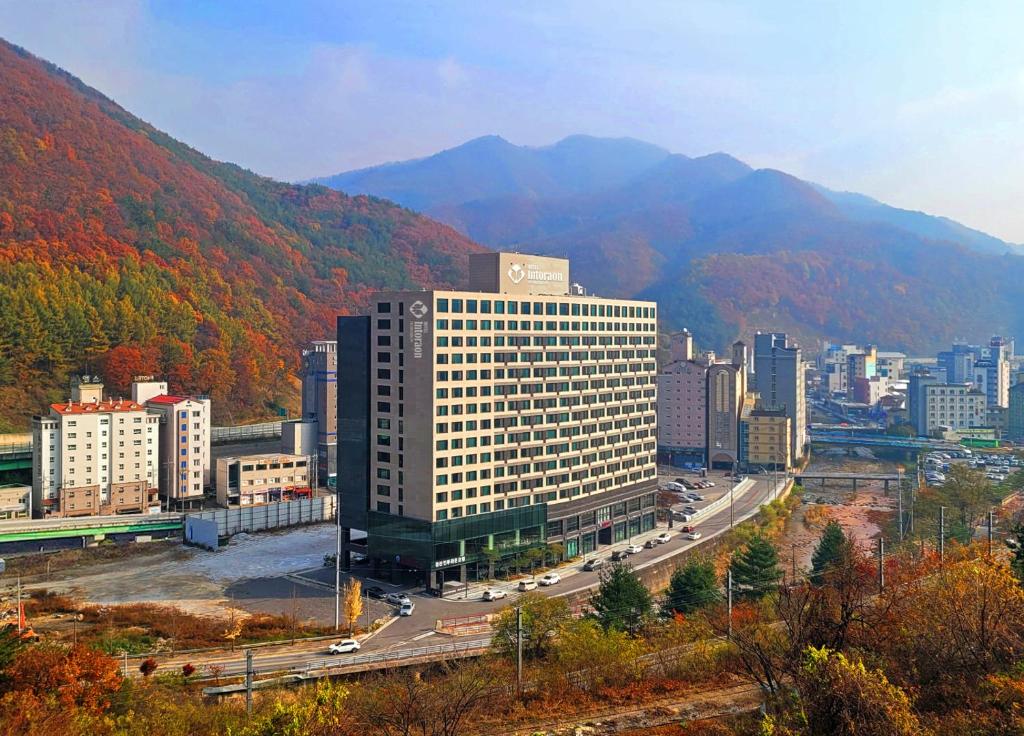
[{"x1": 148, "y1": 473, "x2": 788, "y2": 679}]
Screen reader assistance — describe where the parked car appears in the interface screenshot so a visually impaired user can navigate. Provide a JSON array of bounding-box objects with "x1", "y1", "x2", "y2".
[
  {"x1": 625, "y1": 544, "x2": 643, "y2": 554},
  {"x1": 656, "y1": 532, "x2": 672, "y2": 544},
  {"x1": 482, "y1": 588, "x2": 507, "y2": 601},
  {"x1": 385, "y1": 592, "x2": 411, "y2": 606},
  {"x1": 673, "y1": 512, "x2": 694, "y2": 522},
  {"x1": 610, "y1": 550, "x2": 629, "y2": 562},
  {"x1": 365, "y1": 586, "x2": 387, "y2": 600},
  {"x1": 683, "y1": 506, "x2": 698, "y2": 514},
  {"x1": 328, "y1": 639, "x2": 361, "y2": 654},
  {"x1": 399, "y1": 602, "x2": 415, "y2": 616},
  {"x1": 518, "y1": 579, "x2": 538, "y2": 592},
  {"x1": 583, "y1": 558, "x2": 606, "y2": 571},
  {"x1": 688, "y1": 494, "x2": 706, "y2": 501},
  {"x1": 686, "y1": 531, "x2": 703, "y2": 541},
  {"x1": 538, "y1": 573, "x2": 561, "y2": 586},
  {"x1": 663, "y1": 482, "x2": 686, "y2": 492}
]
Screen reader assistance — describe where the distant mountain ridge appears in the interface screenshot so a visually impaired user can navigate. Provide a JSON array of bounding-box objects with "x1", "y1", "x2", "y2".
[{"x1": 314, "y1": 135, "x2": 1024, "y2": 353}]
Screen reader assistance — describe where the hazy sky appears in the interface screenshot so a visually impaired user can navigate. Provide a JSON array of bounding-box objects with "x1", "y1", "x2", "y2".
[{"x1": 3, "y1": 1, "x2": 1024, "y2": 241}]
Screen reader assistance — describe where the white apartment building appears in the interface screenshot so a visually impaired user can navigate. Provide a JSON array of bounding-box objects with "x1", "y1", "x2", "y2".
[
  {"x1": 918, "y1": 382, "x2": 987, "y2": 435},
  {"x1": 32, "y1": 376, "x2": 160, "y2": 517},
  {"x1": 132, "y1": 380, "x2": 211, "y2": 509}
]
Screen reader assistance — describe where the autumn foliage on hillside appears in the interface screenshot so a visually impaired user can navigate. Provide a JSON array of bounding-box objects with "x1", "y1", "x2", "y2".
[{"x1": 0, "y1": 39, "x2": 483, "y2": 427}]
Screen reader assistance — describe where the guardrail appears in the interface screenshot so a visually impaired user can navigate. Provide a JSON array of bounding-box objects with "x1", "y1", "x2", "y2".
[
  {"x1": 296, "y1": 637, "x2": 493, "y2": 676},
  {"x1": 0, "y1": 443, "x2": 31, "y2": 455}
]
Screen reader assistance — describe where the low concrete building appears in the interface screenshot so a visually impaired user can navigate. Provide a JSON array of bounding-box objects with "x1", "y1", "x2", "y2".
[
  {"x1": 215, "y1": 452, "x2": 312, "y2": 507},
  {"x1": 853, "y1": 375, "x2": 889, "y2": 406},
  {"x1": 0, "y1": 484, "x2": 31, "y2": 519},
  {"x1": 740, "y1": 407, "x2": 791, "y2": 470}
]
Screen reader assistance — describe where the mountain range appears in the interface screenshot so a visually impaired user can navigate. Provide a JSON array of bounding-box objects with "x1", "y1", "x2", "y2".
[
  {"x1": 316, "y1": 135, "x2": 1024, "y2": 354},
  {"x1": 0, "y1": 39, "x2": 482, "y2": 429}
]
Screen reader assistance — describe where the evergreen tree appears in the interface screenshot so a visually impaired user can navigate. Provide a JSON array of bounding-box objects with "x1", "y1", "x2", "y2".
[
  {"x1": 590, "y1": 561, "x2": 653, "y2": 634},
  {"x1": 662, "y1": 555, "x2": 720, "y2": 617},
  {"x1": 810, "y1": 520, "x2": 848, "y2": 584},
  {"x1": 729, "y1": 535, "x2": 782, "y2": 600}
]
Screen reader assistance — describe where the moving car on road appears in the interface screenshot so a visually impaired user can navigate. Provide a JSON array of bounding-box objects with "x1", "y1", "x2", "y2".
[
  {"x1": 625, "y1": 543, "x2": 643, "y2": 554},
  {"x1": 656, "y1": 532, "x2": 672, "y2": 544},
  {"x1": 399, "y1": 602, "x2": 415, "y2": 616},
  {"x1": 518, "y1": 579, "x2": 538, "y2": 591},
  {"x1": 365, "y1": 586, "x2": 387, "y2": 600},
  {"x1": 385, "y1": 592, "x2": 411, "y2": 606},
  {"x1": 328, "y1": 639, "x2": 361, "y2": 654},
  {"x1": 482, "y1": 588, "x2": 507, "y2": 601},
  {"x1": 583, "y1": 558, "x2": 606, "y2": 571},
  {"x1": 686, "y1": 531, "x2": 703, "y2": 540},
  {"x1": 538, "y1": 573, "x2": 561, "y2": 586},
  {"x1": 610, "y1": 550, "x2": 629, "y2": 562},
  {"x1": 644, "y1": 538, "x2": 657, "y2": 549}
]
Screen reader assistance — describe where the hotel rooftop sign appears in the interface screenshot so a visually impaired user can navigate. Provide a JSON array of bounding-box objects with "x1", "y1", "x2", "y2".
[{"x1": 468, "y1": 252, "x2": 570, "y2": 295}]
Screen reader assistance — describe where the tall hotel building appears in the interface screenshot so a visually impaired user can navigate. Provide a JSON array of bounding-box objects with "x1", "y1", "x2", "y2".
[{"x1": 338, "y1": 253, "x2": 659, "y2": 590}]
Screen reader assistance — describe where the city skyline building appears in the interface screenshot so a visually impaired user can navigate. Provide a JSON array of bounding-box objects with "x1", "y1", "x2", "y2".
[
  {"x1": 753, "y1": 332, "x2": 806, "y2": 461},
  {"x1": 338, "y1": 253, "x2": 658, "y2": 590}
]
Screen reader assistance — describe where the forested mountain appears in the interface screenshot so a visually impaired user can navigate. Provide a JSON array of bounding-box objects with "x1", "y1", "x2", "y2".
[
  {"x1": 0, "y1": 39, "x2": 483, "y2": 430},
  {"x1": 317, "y1": 135, "x2": 1024, "y2": 353}
]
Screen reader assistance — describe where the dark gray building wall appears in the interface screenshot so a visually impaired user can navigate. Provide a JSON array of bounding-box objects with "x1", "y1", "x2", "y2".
[{"x1": 337, "y1": 317, "x2": 370, "y2": 533}]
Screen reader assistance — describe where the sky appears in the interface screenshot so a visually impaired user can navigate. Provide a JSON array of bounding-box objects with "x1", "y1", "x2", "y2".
[{"x1": 3, "y1": 1, "x2": 1024, "y2": 241}]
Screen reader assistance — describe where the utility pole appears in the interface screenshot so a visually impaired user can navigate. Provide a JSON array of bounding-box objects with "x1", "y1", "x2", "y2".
[
  {"x1": 897, "y1": 470, "x2": 904, "y2": 540},
  {"x1": 16, "y1": 576, "x2": 21, "y2": 634},
  {"x1": 122, "y1": 650, "x2": 128, "y2": 677},
  {"x1": 364, "y1": 587, "x2": 370, "y2": 632},
  {"x1": 988, "y1": 510, "x2": 994, "y2": 557},
  {"x1": 877, "y1": 537, "x2": 884, "y2": 594},
  {"x1": 334, "y1": 473, "x2": 341, "y2": 632},
  {"x1": 939, "y1": 506, "x2": 945, "y2": 564},
  {"x1": 515, "y1": 606, "x2": 523, "y2": 697},
  {"x1": 242, "y1": 655, "x2": 252, "y2": 716},
  {"x1": 727, "y1": 569, "x2": 733, "y2": 640},
  {"x1": 791, "y1": 543, "x2": 797, "y2": 581}
]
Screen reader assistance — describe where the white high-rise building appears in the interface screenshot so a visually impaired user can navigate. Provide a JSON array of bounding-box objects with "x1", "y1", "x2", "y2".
[{"x1": 132, "y1": 380, "x2": 211, "y2": 510}]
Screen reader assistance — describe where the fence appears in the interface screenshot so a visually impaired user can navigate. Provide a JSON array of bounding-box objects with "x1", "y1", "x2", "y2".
[
  {"x1": 211, "y1": 421, "x2": 283, "y2": 444},
  {"x1": 185, "y1": 496, "x2": 336, "y2": 543}
]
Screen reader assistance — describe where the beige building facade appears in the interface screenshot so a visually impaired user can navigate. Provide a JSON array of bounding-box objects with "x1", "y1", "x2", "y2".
[
  {"x1": 339, "y1": 253, "x2": 659, "y2": 588},
  {"x1": 215, "y1": 452, "x2": 312, "y2": 506},
  {"x1": 741, "y1": 408, "x2": 791, "y2": 469}
]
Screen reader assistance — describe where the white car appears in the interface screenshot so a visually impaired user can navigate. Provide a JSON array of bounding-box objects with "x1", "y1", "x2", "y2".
[
  {"x1": 482, "y1": 588, "x2": 507, "y2": 601},
  {"x1": 328, "y1": 639, "x2": 361, "y2": 654},
  {"x1": 625, "y1": 544, "x2": 643, "y2": 554},
  {"x1": 385, "y1": 592, "x2": 411, "y2": 606},
  {"x1": 399, "y1": 601, "x2": 415, "y2": 616},
  {"x1": 518, "y1": 579, "x2": 538, "y2": 592},
  {"x1": 538, "y1": 572, "x2": 561, "y2": 586},
  {"x1": 655, "y1": 532, "x2": 672, "y2": 544},
  {"x1": 686, "y1": 531, "x2": 702, "y2": 540}
]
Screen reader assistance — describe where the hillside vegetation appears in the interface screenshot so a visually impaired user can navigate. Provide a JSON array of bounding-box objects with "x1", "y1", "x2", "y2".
[{"x1": 0, "y1": 39, "x2": 483, "y2": 429}]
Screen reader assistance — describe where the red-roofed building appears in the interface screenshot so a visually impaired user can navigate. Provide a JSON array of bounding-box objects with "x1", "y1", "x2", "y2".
[
  {"x1": 32, "y1": 376, "x2": 160, "y2": 518},
  {"x1": 133, "y1": 381, "x2": 211, "y2": 510}
]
